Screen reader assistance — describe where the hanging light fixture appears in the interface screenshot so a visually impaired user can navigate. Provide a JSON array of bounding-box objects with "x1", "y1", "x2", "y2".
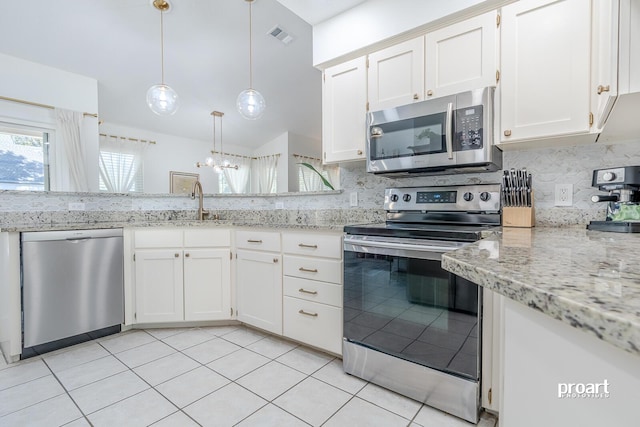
[
  {"x1": 197, "y1": 111, "x2": 238, "y2": 173},
  {"x1": 237, "y1": 0, "x2": 266, "y2": 120},
  {"x1": 146, "y1": 0, "x2": 179, "y2": 116}
]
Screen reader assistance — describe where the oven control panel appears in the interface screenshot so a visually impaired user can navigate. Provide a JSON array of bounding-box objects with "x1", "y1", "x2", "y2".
[{"x1": 385, "y1": 184, "x2": 501, "y2": 212}]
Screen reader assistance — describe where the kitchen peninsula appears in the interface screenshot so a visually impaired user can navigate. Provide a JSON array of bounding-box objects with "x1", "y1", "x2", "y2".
[{"x1": 442, "y1": 227, "x2": 640, "y2": 427}]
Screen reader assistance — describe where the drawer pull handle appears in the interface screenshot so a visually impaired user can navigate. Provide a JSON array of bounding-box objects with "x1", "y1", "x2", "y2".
[
  {"x1": 298, "y1": 288, "x2": 318, "y2": 295},
  {"x1": 298, "y1": 243, "x2": 318, "y2": 249},
  {"x1": 299, "y1": 267, "x2": 318, "y2": 273},
  {"x1": 298, "y1": 309, "x2": 318, "y2": 317},
  {"x1": 247, "y1": 239, "x2": 263, "y2": 243},
  {"x1": 273, "y1": 258, "x2": 279, "y2": 263},
  {"x1": 185, "y1": 253, "x2": 190, "y2": 257}
]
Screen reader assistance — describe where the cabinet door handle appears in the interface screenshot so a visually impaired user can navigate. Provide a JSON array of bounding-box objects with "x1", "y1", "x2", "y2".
[
  {"x1": 504, "y1": 130, "x2": 512, "y2": 137},
  {"x1": 427, "y1": 90, "x2": 433, "y2": 96},
  {"x1": 273, "y1": 258, "x2": 279, "y2": 263},
  {"x1": 185, "y1": 253, "x2": 190, "y2": 257},
  {"x1": 357, "y1": 149, "x2": 363, "y2": 155},
  {"x1": 247, "y1": 239, "x2": 263, "y2": 243},
  {"x1": 298, "y1": 288, "x2": 318, "y2": 295},
  {"x1": 413, "y1": 93, "x2": 419, "y2": 100},
  {"x1": 597, "y1": 84, "x2": 610, "y2": 95},
  {"x1": 298, "y1": 243, "x2": 318, "y2": 249},
  {"x1": 298, "y1": 309, "x2": 318, "y2": 317},
  {"x1": 174, "y1": 253, "x2": 180, "y2": 258},
  {"x1": 299, "y1": 267, "x2": 318, "y2": 273}
]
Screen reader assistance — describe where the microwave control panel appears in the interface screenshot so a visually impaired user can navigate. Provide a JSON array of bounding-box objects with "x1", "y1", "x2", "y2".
[{"x1": 455, "y1": 105, "x2": 483, "y2": 150}]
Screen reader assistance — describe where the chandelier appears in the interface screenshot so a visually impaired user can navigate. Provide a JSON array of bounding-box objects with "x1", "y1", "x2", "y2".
[{"x1": 196, "y1": 111, "x2": 238, "y2": 172}]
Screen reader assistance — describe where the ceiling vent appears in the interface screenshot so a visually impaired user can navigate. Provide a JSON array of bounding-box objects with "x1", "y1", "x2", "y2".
[{"x1": 268, "y1": 25, "x2": 294, "y2": 45}]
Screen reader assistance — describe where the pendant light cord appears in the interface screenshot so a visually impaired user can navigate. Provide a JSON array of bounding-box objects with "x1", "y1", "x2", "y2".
[
  {"x1": 160, "y1": 10, "x2": 165, "y2": 84},
  {"x1": 248, "y1": 1, "x2": 253, "y2": 89}
]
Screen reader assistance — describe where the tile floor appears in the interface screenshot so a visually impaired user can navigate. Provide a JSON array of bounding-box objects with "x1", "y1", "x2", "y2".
[{"x1": 0, "y1": 325, "x2": 498, "y2": 427}]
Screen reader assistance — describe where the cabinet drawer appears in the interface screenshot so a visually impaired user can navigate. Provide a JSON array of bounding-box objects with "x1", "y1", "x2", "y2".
[
  {"x1": 134, "y1": 229, "x2": 183, "y2": 248},
  {"x1": 184, "y1": 229, "x2": 230, "y2": 247},
  {"x1": 283, "y1": 255, "x2": 342, "y2": 284},
  {"x1": 282, "y1": 232, "x2": 343, "y2": 259},
  {"x1": 283, "y1": 296, "x2": 342, "y2": 355},
  {"x1": 283, "y1": 276, "x2": 342, "y2": 307},
  {"x1": 235, "y1": 230, "x2": 281, "y2": 252}
]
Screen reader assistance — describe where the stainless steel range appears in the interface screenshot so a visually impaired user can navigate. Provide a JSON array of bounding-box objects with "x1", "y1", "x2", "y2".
[{"x1": 343, "y1": 183, "x2": 501, "y2": 424}]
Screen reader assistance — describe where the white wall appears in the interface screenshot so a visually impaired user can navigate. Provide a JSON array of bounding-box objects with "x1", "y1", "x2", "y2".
[
  {"x1": 99, "y1": 122, "x2": 255, "y2": 195},
  {"x1": 312, "y1": 0, "x2": 492, "y2": 66},
  {"x1": 0, "y1": 53, "x2": 100, "y2": 191}
]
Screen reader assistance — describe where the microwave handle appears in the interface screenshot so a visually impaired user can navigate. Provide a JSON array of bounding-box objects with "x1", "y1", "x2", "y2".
[{"x1": 446, "y1": 102, "x2": 454, "y2": 159}]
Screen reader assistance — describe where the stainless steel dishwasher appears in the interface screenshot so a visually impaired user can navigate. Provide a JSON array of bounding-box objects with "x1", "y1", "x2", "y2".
[{"x1": 21, "y1": 229, "x2": 124, "y2": 354}]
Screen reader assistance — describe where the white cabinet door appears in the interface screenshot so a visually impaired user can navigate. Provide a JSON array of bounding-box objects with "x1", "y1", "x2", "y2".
[
  {"x1": 184, "y1": 248, "x2": 231, "y2": 321},
  {"x1": 368, "y1": 37, "x2": 425, "y2": 110},
  {"x1": 592, "y1": 0, "x2": 618, "y2": 130},
  {"x1": 322, "y1": 56, "x2": 367, "y2": 164},
  {"x1": 236, "y1": 249, "x2": 283, "y2": 335},
  {"x1": 134, "y1": 249, "x2": 184, "y2": 323},
  {"x1": 425, "y1": 11, "x2": 497, "y2": 99},
  {"x1": 500, "y1": 0, "x2": 592, "y2": 143}
]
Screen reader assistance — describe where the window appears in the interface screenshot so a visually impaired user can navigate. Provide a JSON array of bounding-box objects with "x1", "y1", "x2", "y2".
[
  {"x1": 98, "y1": 151, "x2": 143, "y2": 192},
  {"x1": 0, "y1": 126, "x2": 50, "y2": 191}
]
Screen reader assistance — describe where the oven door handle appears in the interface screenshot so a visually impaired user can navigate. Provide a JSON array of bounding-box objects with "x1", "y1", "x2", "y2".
[{"x1": 343, "y1": 236, "x2": 459, "y2": 260}]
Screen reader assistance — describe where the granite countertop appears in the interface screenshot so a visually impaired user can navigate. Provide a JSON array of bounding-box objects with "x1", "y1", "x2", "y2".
[
  {"x1": 0, "y1": 219, "x2": 352, "y2": 233},
  {"x1": 441, "y1": 227, "x2": 640, "y2": 356}
]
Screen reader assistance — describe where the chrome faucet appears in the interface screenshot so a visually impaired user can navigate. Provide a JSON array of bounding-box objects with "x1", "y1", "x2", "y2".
[{"x1": 191, "y1": 180, "x2": 210, "y2": 221}]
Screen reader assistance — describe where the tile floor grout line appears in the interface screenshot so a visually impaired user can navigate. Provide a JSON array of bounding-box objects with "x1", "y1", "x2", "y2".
[{"x1": 41, "y1": 357, "x2": 94, "y2": 427}]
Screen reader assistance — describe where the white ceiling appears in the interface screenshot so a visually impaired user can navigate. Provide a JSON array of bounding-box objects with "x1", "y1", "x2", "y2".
[
  {"x1": 0, "y1": 0, "x2": 332, "y2": 149},
  {"x1": 275, "y1": 0, "x2": 368, "y2": 25}
]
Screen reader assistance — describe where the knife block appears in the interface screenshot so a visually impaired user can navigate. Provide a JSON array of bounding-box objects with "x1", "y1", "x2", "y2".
[{"x1": 502, "y1": 206, "x2": 535, "y2": 228}]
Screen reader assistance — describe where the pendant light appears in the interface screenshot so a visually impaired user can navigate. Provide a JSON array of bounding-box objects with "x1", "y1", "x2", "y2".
[
  {"x1": 197, "y1": 111, "x2": 238, "y2": 173},
  {"x1": 237, "y1": 0, "x2": 266, "y2": 120},
  {"x1": 146, "y1": 0, "x2": 179, "y2": 116}
]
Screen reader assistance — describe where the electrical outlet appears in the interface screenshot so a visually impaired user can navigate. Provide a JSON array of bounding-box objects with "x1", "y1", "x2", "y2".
[
  {"x1": 554, "y1": 184, "x2": 573, "y2": 206},
  {"x1": 275, "y1": 202, "x2": 284, "y2": 210},
  {"x1": 68, "y1": 202, "x2": 85, "y2": 211},
  {"x1": 350, "y1": 192, "x2": 358, "y2": 207}
]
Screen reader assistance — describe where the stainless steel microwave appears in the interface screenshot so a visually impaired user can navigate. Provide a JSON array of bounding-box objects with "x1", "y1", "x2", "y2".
[{"x1": 366, "y1": 86, "x2": 501, "y2": 176}]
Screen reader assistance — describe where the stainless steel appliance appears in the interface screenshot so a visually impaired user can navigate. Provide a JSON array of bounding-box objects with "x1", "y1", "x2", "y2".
[
  {"x1": 21, "y1": 229, "x2": 124, "y2": 356},
  {"x1": 587, "y1": 166, "x2": 640, "y2": 233},
  {"x1": 343, "y1": 184, "x2": 501, "y2": 424},
  {"x1": 366, "y1": 87, "x2": 501, "y2": 176}
]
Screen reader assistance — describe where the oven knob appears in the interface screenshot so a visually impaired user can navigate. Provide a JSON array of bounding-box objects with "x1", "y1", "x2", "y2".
[
  {"x1": 602, "y1": 171, "x2": 616, "y2": 182},
  {"x1": 463, "y1": 192, "x2": 474, "y2": 201},
  {"x1": 480, "y1": 192, "x2": 491, "y2": 202},
  {"x1": 402, "y1": 194, "x2": 412, "y2": 202},
  {"x1": 390, "y1": 194, "x2": 399, "y2": 202}
]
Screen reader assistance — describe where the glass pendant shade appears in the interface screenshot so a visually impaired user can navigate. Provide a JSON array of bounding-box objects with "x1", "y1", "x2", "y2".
[
  {"x1": 147, "y1": 84, "x2": 179, "y2": 116},
  {"x1": 236, "y1": 88, "x2": 266, "y2": 120}
]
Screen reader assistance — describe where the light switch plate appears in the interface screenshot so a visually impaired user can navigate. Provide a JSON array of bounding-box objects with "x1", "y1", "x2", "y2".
[
  {"x1": 350, "y1": 192, "x2": 358, "y2": 207},
  {"x1": 68, "y1": 202, "x2": 85, "y2": 211}
]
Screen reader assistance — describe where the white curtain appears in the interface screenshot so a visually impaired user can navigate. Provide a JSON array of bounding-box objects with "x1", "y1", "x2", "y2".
[
  {"x1": 298, "y1": 157, "x2": 336, "y2": 192},
  {"x1": 255, "y1": 154, "x2": 279, "y2": 194},
  {"x1": 55, "y1": 108, "x2": 89, "y2": 191},
  {"x1": 222, "y1": 156, "x2": 251, "y2": 193},
  {"x1": 98, "y1": 135, "x2": 149, "y2": 192}
]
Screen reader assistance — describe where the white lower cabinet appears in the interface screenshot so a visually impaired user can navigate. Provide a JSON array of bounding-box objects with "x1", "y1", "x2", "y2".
[
  {"x1": 236, "y1": 249, "x2": 283, "y2": 335},
  {"x1": 281, "y1": 231, "x2": 343, "y2": 355},
  {"x1": 133, "y1": 228, "x2": 231, "y2": 324}
]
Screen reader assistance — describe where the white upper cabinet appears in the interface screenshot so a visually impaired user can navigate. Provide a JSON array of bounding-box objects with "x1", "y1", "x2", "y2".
[
  {"x1": 500, "y1": 0, "x2": 592, "y2": 143},
  {"x1": 322, "y1": 56, "x2": 368, "y2": 164},
  {"x1": 368, "y1": 37, "x2": 425, "y2": 111},
  {"x1": 592, "y1": 0, "x2": 619, "y2": 130},
  {"x1": 425, "y1": 11, "x2": 498, "y2": 99}
]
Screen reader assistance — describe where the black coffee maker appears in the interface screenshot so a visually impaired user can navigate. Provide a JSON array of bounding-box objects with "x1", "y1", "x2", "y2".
[{"x1": 587, "y1": 166, "x2": 640, "y2": 233}]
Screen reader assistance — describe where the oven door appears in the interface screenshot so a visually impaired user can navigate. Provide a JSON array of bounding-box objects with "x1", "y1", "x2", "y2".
[{"x1": 343, "y1": 235, "x2": 481, "y2": 381}]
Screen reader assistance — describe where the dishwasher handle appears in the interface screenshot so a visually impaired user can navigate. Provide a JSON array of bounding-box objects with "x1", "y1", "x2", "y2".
[{"x1": 22, "y1": 228, "x2": 123, "y2": 242}]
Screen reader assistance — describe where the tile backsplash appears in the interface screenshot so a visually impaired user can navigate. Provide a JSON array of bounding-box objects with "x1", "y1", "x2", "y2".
[{"x1": 1, "y1": 140, "x2": 638, "y2": 227}]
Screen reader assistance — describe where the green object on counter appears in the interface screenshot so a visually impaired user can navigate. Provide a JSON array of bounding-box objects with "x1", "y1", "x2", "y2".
[{"x1": 608, "y1": 203, "x2": 640, "y2": 221}]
